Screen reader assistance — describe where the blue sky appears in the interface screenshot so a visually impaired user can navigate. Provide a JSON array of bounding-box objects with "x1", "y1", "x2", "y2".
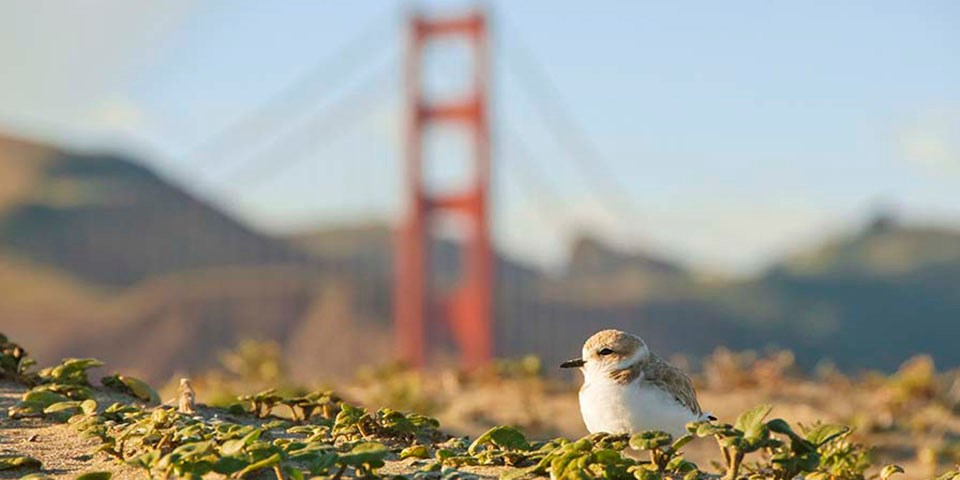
[{"x1": 1, "y1": 0, "x2": 958, "y2": 274}]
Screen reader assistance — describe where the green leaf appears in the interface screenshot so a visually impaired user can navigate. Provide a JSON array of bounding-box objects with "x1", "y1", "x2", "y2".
[
  {"x1": 378, "y1": 408, "x2": 417, "y2": 435},
  {"x1": 765, "y1": 419, "x2": 794, "y2": 436},
  {"x1": 436, "y1": 449, "x2": 455, "y2": 461},
  {"x1": 18, "y1": 474, "x2": 54, "y2": 480},
  {"x1": 166, "y1": 441, "x2": 215, "y2": 463},
  {"x1": 803, "y1": 423, "x2": 850, "y2": 447},
  {"x1": 212, "y1": 457, "x2": 249, "y2": 475},
  {"x1": 468, "y1": 426, "x2": 530, "y2": 454},
  {"x1": 126, "y1": 450, "x2": 161, "y2": 470},
  {"x1": 594, "y1": 448, "x2": 620, "y2": 463},
  {"x1": 22, "y1": 390, "x2": 70, "y2": 408},
  {"x1": 219, "y1": 427, "x2": 262, "y2": 456},
  {"x1": 306, "y1": 452, "x2": 338, "y2": 475},
  {"x1": 285, "y1": 443, "x2": 331, "y2": 461},
  {"x1": 39, "y1": 399, "x2": 79, "y2": 422},
  {"x1": 231, "y1": 453, "x2": 280, "y2": 478},
  {"x1": 797, "y1": 452, "x2": 821, "y2": 472},
  {"x1": 689, "y1": 421, "x2": 730, "y2": 438},
  {"x1": 75, "y1": 472, "x2": 112, "y2": 480},
  {"x1": 408, "y1": 413, "x2": 441, "y2": 430},
  {"x1": 284, "y1": 465, "x2": 305, "y2": 480},
  {"x1": 935, "y1": 470, "x2": 960, "y2": 480},
  {"x1": 401, "y1": 445, "x2": 431, "y2": 460},
  {"x1": 80, "y1": 399, "x2": 98, "y2": 416},
  {"x1": 629, "y1": 431, "x2": 672, "y2": 451},
  {"x1": 43, "y1": 401, "x2": 81, "y2": 414},
  {"x1": 38, "y1": 383, "x2": 93, "y2": 400},
  {"x1": 220, "y1": 439, "x2": 247, "y2": 457},
  {"x1": 39, "y1": 358, "x2": 103, "y2": 385},
  {"x1": 671, "y1": 434, "x2": 695, "y2": 451},
  {"x1": 735, "y1": 404, "x2": 772, "y2": 439},
  {"x1": 101, "y1": 374, "x2": 160, "y2": 404},
  {"x1": 767, "y1": 418, "x2": 816, "y2": 455},
  {"x1": 682, "y1": 468, "x2": 700, "y2": 480},
  {"x1": 243, "y1": 442, "x2": 280, "y2": 463},
  {"x1": 633, "y1": 464, "x2": 662, "y2": 480},
  {"x1": 261, "y1": 419, "x2": 290, "y2": 430},
  {"x1": 881, "y1": 465, "x2": 905, "y2": 480},
  {"x1": 570, "y1": 438, "x2": 594, "y2": 451},
  {"x1": 666, "y1": 456, "x2": 698, "y2": 474},
  {"x1": 339, "y1": 442, "x2": 388, "y2": 467},
  {"x1": 333, "y1": 403, "x2": 366, "y2": 433},
  {"x1": 0, "y1": 455, "x2": 41, "y2": 471}
]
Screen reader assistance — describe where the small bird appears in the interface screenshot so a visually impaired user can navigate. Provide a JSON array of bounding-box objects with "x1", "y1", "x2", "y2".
[{"x1": 561, "y1": 329, "x2": 713, "y2": 438}]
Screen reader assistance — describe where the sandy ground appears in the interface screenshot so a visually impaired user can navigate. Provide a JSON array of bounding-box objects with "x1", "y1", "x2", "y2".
[
  {"x1": 3, "y1": 375, "x2": 959, "y2": 479},
  {"x1": 0, "y1": 382, "x2": 142, "y2": 479}
]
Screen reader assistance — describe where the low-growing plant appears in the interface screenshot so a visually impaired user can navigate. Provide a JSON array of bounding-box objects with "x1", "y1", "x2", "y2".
[
  {"x1": 75, "y1": 472, "x2": 112, "y2": 480},
  {"x1": 0, "y1": 454, "x2": 42, "y2": 472},
  {"x1": 0, "y1": 334, "x2": 36, "y2": 383},
  {"x1": 5, "y1": 332, "x2": 960, "y2": 480},
  {"x1": 689, "y1": 404, "x2": 779, "y2": 480},
  {"x1": 238, "y1": 388, "x2": 283, "y2": 418},
  {"x1": 936, "y1": 467, "x2": 960, "y2": 480},
  {"x1": 806, "y1": 423, "x2": 872, "y2": 480},
  {"x1": 38, "y1": 358, "x2": 103, "y2": 385},
  {"x1": 276, "y1": 389, "x2": 341, "y2": 423},
  {"x1": 629, "y1": 430, "x2": 697, "y2": 476},
  {"x1": 101, "y1": 373, "x2": 161, "y2": 404}
]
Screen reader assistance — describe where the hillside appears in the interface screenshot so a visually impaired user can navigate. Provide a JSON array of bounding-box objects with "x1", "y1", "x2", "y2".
[
  {"x1": 755, "y1": 217, "x2": 960, "y2": 371},
  {"x1": 0, "y1": 135, "x2": 311, "y2": 286},
  {"x1": 285, "y1": 218, "x2": 960, "y2": 373},
  {"x1": 0, "y1": 134, "x2": 371, "y2": 380},
  {"x1": 776, "y1": 214, "x2": 960, "y2": 278}
]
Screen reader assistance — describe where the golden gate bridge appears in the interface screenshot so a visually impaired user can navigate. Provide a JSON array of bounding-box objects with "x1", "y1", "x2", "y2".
[{"x1": 187, "y1": 8, "x2": 646, "y2": 369}]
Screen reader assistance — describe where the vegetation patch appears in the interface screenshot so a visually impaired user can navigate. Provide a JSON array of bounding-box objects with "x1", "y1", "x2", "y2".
[{"x1": 3, "y1": 333, "x2": 960, "y2": 479}]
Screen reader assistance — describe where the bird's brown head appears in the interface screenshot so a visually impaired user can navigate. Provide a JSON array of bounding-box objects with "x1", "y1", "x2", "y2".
[{"x1": 560, "y1": 329, "x2": 649, "y2": 373}]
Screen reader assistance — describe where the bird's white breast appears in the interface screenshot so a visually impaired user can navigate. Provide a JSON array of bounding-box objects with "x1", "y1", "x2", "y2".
[{"x1": 579, "y1": 378, "x2": 698, "y2": 439}]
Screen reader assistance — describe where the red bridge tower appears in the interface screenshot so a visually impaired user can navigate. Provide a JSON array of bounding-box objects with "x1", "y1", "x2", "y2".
[{"x1": 394, "y1": 11, "x2": 493, "y2": 368}]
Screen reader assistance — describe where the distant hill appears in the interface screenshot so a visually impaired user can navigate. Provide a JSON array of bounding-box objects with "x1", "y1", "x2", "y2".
[
  {"x1": 751, "y1": 217, "x2": 960, "y2": 371},
  {"x1": 287, "y1": 218, "x2": 960, "y2": 372},
  {"x1": 540, "y1": 235, "x2": 693, "y2": 307},
  {"x1": 567, "y1": 235, "x2": 685, "y2": 278},
  {"x1": 0, "y1": 134, "x2": 349, "y2": 380},
  {"x1": 0, "y1": 135, "x2": 310, "y2": 285},
  {"x1": 2, "y1": 131, "x2": 960, "y2": 381},
  {"x1": 776, "y1": 214, "x2": 960, "y2": 278}
]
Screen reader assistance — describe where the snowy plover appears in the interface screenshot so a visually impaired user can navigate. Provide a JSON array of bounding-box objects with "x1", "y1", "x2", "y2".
[{"x1": 561, "y1": 329, "x2": 712, "y2": 438}]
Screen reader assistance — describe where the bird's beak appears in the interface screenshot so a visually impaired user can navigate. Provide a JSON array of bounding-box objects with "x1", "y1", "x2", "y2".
[{"x1": 560, "y1": 358, "x2": 585, "y2": 369}]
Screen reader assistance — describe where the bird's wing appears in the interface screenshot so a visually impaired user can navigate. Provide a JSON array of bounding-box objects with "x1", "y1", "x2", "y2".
[{"x1": 641, "y1": 354, "x2": 703, "y2": 416}]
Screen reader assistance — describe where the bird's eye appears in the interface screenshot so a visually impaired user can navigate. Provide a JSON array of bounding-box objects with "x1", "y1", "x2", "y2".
[{"x1": 598, "y1": 348, "x2": 614, "y2": 356}]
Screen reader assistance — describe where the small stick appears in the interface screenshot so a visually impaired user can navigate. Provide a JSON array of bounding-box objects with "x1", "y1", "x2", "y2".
[{"x1": 177, "y1": 378, "x2": 197, "y2": 415}]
